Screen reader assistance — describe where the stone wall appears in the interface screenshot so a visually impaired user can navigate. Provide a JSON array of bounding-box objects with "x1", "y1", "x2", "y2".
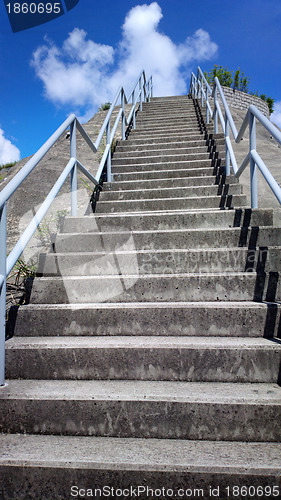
[{"x1": 219, "y1": 86, "x2": 270, "y2": 117}]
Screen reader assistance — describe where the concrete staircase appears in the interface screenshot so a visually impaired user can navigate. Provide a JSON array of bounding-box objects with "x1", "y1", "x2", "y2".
[{"x1": 1, "y1": 96, "x2": 281, "y2": 499}]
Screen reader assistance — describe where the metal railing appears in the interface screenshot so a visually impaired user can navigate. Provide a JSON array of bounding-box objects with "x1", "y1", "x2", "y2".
[
  {"x1": 0, "y1": 70, "x2": 153, "y2": 386},
  {"x1": 189, "y1": 66, "x2": 281, "y2": 209}
]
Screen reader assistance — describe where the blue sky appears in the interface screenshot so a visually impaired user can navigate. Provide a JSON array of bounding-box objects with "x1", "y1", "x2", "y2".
[{"x1": 1, "y1": 0, "x2": 281, "y2": 164}]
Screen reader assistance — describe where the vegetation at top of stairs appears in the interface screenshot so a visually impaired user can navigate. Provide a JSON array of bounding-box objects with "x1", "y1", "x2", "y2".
[{"x1": 204, "y1": 64, "x2": 274, "y2": 113}]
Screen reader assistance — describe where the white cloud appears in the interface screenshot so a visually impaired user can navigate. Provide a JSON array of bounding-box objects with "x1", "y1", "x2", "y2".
[
  {"x1": 0, "y1": 128, "x2": 20, "y2": 165},
  {"x1": 31, "y1": 2, "x2": 218, "y2": 118},
  {"x1": 271, "y1": 101, "x2": 281, "y2": 129}
]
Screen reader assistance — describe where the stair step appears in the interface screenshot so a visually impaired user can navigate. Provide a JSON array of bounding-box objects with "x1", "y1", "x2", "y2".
[
  {"x1": 12, "y1": 301, "x2": 281, "y2": 338},
  {"x1": 100, "y1": 184, "x2": 242, "y2": 201},
  {"x1": 111, "y1": 158, "x2": 222, "y2": 172},
  {"x1": 117, "y1": 138, "x2": 224, "y2": 151},
  {"x1": 1, "y1": 434, "x2": 280, "y2": 499},
  {"x1": 5, "y1": 338, "x2": 281, "y2": 384},
  {"x1": 61, "y1": 208, "x2": 276, "y2": 233},
  {"x1": 112, "y1": 152, "x2": 215, "y2": 166},
  {"x1": 96, "y1": 194, "x2": 247, "y2": 212},
  {"x1": 103, "y1": 175, "x2": 238, "y2": 191},
  {"x1": 133, "y1": 125, "x2": 201, "y2": 135},
  {"x1": 119, "y1": 135, "x2": 224, "y2": 147},
  {"x1": 40, "y1": 246, "x2": 281, "y2": 277},
  {"x1": 128, "y1": 129, "x2": 203, "y2": 139},
  {"x1": 134, "y1": 120, "x2": 200, "y2": 130},
  {"x1": 111, "y1": 165, "x2": 233, "y2": 180},
  {"x1": 26, "y1": 271, "x2": 281, "y2": 304},
  {"x1": 113, "y1": 145, "x2": 212, "y2": 158},
  {"x1": 54, "y1": 226, "x2": 281, "y2": 252},
  {"x1": 1, "y1": 380, "x2": 280, "y2": 440},
  {"x1": 136, "y1": 113, "x2": 198, "y2": 121}
]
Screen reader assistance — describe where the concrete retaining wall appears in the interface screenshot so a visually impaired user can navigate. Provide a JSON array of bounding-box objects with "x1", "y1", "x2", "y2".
[{"x1": 220, "y1": 87, "x2": 270, "y2": 117}]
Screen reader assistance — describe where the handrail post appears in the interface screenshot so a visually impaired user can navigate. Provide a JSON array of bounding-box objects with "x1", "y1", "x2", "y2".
[
  {"x1": 143, "y1": 76, "x2": 147, "y2": 103},
  {"x1": 121, "y1": 88, "x2": 126, "y2": 140},
  {"x1": 106, "y1": 121, "x2": 112, "y2": 182},
  {"x1": 132, "y1": 90, "x2": 136, "y2": 130},
  {"x1": 0, "y1": 203, "x2": 7, "y2": 386},
  {"x1": 139, "y1": 78, "x2": 143, "y2": 112},
  {"x1": 147, "y1": 79, "x2": 151, "y2": 102},
  {"x1": 150, "y1": 76, "x2": 153, "y2": 98},
  {"x1": 225, "y1": 112, "x2": 230, "y2": 175},
  {"x1": 206, "y1": 87, "x2": 209, "y2": 124},
  {"x1": 70, "y1": 119, "x2": 77, "y2": 216},
  {"x1": 201, "y1": 80, "x2": 204, "y2": 107},
  {"x1": 249, "y1": 112, "x2": 258, "y2": 208},
  {"x1": 214, "y1": 85, "x2": 218, "y2": 134}
]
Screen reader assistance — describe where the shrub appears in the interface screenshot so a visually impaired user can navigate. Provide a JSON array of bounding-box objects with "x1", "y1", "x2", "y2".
[
  {"x1": 99, "y1": 102, "x2": 111, "y2": 111},
  {"x1": 204, "y1": 65, "x2": 273, "y2": 114}
]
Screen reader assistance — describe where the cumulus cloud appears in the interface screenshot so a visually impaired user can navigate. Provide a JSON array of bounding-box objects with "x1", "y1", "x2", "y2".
[
  {"x1": 0, "y1": 128, "x2": 20, "y2": 165},
  {"x1": 271, "y1": 101, "x2": 281, "y2": 129},
  {"x1": 31, "y1": 2, "x2": 218, "y2": 118}
]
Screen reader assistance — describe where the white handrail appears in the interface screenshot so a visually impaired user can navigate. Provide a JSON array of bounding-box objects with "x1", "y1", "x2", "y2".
[{"x1": 190, "y1": 66, "x2": 281, "y2": 209}]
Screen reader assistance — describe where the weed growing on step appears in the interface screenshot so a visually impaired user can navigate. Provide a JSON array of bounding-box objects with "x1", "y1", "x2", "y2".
[
  {"x1": 36, "y1": 209, "x2": 68, "y2": 247},
  {"x1": 6, "y1": 257, "x2": 37, "y2": 321}
]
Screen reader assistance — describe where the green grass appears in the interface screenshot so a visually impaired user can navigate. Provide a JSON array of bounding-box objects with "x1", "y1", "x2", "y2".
[{"x1": 0, "y1": 161, "x2": 17, "y2": 170}]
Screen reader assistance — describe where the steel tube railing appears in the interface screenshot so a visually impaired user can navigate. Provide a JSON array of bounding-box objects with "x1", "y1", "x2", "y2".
[
  {"x1": 0, "y1": 70, "x2": 153, "y2": 386},
  {"x1": 0, "y1": 114, "x2": 76, "y2": 208},
  {"x1": 251, "y1": 150, "x2": 281, "y2": 203},
  {"x1": 76, "y1": 160, "x2": 98, "y2": 186},
  {"x1": 190, "y1": 66, "x2": 281, "y2": 209},
  {"x1": 6, "y1": 157, "x2": 76, "y2": 278},
  {"x1": 0, "y1": 204, "x2": 7, "y2": 386}
]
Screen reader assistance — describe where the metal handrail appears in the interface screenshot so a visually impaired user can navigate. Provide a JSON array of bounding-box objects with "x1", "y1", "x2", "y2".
[
  {"x1": 0, "y1": 70, "x2": 153, "y2": 386},
  {"x1": 189, "y1": 66, "x2": 281, "y2": 209}
]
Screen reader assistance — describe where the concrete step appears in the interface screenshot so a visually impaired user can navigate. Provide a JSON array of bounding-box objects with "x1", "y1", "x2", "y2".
[
  {"x1": 104, "y1": 175, "x2": 238, "y2": 192},
  {"x1": 129, "y1": 126, "x2": 202, "y2": 136},
  {"x1": 143, "y1": 99, "x2": 192, "y2": 106},
  {"x1": 113, "y1": 145, "x2": 211, "y2": 158},
  {"x1": 26, "y1": 271, "x2": 281, "y2": 304},
  {"x1": 147, "y1": 97, "x2": 192, "y2": 105},
  {"x1": 120, "y1": 135, "x2": 225, "y2": 147},
  {"x1": 136, "y1": 111, "x2": 198, "y2": 119},
  {"x1": 134, "y1": 119, "x2": 199, "y2": 129},
  {"x1": 11, "y1": 301, "x2": 281, "y2": 338},
  {"x1": 1, "y1": 380, "x2": 280, "y2": 439},
  {"x1": 111, "y1": 165, "x2": 231, "y2": 181},
  {"x1": 95, "y1": 194, "x2": 247, "y2": 212},
  {"x1": 112, "y1": 152, "x2": 215, "y2": 166},
  {"x1": 117, "y1": 137, "x2": 225, "y2": 151},
  {"x1": 141, "y1": 104, "x2": 194, "y2": 112},
  {"x1": 39, "y1": 246, "x2": 281, "y2": 277},
  {"x1": 135, "y1": 116, "x2": 198, "y2": 125},
  {"x1": 111, "y1": 158, "x2": 222, "y2": 172},
  {"x1": 103, "y1": 175, "x2": 238, "y2": 192},
  {"x1": 54, "y1": 226, "x2": 281, "y2": 253},
  {"x1": 127, "y1": 132, "x2": 206, "y2": 143},
  {"x1": 61, "y1": 208, "x2": 276, "y2": 233},
  {"x1": 142, "y1": 103, "x2": 193, "y2": 110},
  {"x1": 99, "y1": 184, "x2": 242, "y2": 202},
  {"x1": 1, "y1": 435, "x2": 280, "y2": 500},
  {"x1": 133, "y1": 124, "x2": 201, "y2": 135}
]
